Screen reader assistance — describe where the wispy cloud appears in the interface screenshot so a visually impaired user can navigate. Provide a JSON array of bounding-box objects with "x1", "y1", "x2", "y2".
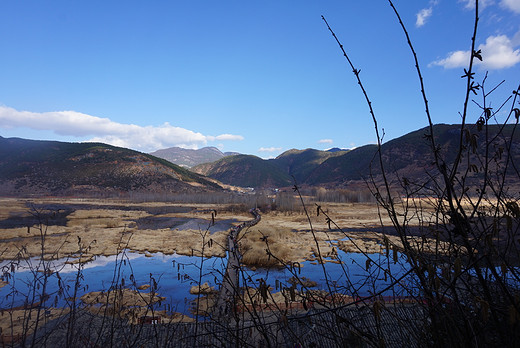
[
  {"x1": 461, "y1": 0, "x2": 520, "y2": 13},
  {"x1": 429, "y1": 33, "x2": 520, "y2": 69},
  {"x1": 416, "y1": 1, "x2": 439, "y2": 27},
  {"x1": 318, "y1": 139, "x2": 333, "y2": 144},
  {"x1": 258, "y1": 147, "x2": 282, "y2": 153},
  {"x1": 459, "y1": 0, "x2": 494, "y2": 10},
  {"x1": 208, "y1": 134, "x2": 244, "y2": 141},
  {"x1": 416, "y1": 7, "x2": 433, "y2": 27},
  {"x1": 500, "y1": 0, "x2": 520, "y2": 13},
  {"x1": 0, "y1": 106, "x2": 243, "y2": 152}
]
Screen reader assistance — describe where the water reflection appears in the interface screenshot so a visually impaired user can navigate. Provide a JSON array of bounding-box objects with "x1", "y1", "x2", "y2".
[{"x1": 0, "y1": 249, "x2": 409, "y2": 315}]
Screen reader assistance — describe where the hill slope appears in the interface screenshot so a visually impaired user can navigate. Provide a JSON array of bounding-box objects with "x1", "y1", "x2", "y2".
[
  {"x1": 0, "y1": 136, "x2": 222, "y2": 196},
  {"x1": 193, "y1": 148, "x2": 346, "y2": 188},
  {"x1": 307, "y1": 123, "x2": 520, "y2": 187},
  {"x1": 271, "y1": 148, "x2": 348, "y2": 184},
  {"x1": 193, "y1": 155, "x2": 293, "y2": 188},
  {"x1": 304, "y1": 144, "x2": 379, "y2": 186}
]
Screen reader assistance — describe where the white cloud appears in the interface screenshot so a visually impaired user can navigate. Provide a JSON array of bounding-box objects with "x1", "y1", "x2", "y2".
[
  {"x1": 258, "y1": 147, "x2": 282, "y2": 152},
  {"x1": 430, "y1": 34, "x2": 520, "y2": 69},
  {"x1": 416, "y1": 7, "x2": 433, "y2": 27},
  {"x1": 430, "y1": 50, "x2": 471, "y2": 68},
  {"x1": 500, "y1": 0, "x2": 520, "y2": 13},
  {"x1": 0, "y1": 106, "x2": 243, "y2": 152},
  {"x1": 318, "y1": 139, "x2": 333, "y2": 144}
]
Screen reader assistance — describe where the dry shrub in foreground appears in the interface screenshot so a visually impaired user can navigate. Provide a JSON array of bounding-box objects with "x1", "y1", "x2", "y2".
[{"x1": 321, "y1": 1, "x2": 520, "y2": 345}]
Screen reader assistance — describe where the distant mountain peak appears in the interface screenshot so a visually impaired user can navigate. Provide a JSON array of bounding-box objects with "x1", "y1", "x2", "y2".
[
  {"x1": 149, "y1": 146, "x2": 237, "y2": 168},
  {"x1": 326, "y1": 147, "x2": 349, "y2": 153}
]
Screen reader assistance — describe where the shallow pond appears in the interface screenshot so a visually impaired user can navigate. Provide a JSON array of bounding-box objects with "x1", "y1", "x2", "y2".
[{"x1": 0, "y1": 247, "x2": 409, "y2": 316}]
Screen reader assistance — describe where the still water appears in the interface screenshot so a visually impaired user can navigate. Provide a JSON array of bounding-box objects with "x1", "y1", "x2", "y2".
[{"x1": 0, "y1": 247, "x2": 408, "y2": 315}]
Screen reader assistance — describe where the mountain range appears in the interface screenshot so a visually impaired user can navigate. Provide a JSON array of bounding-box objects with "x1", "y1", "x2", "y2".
[
  {"x1": 191, "y1": 149, "x2": 348, "y2": 187},
  {"x1": 193, "y1": 123, "x2": 520, "y2": 189},
  {"x1": 1, "y1": 123, "x2": 519, "y2": 196}
]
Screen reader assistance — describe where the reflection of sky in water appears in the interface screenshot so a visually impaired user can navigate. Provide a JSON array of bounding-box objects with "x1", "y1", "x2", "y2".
[
  {"x1": 0, "y1": 249, "x2": 410, "y2": 315},
  {"x1": 0, "y1": 251, "x2": 228, "y2": 314},
  {"x1": 239, "y1": 251, "x2": 409, "y2": 298}
]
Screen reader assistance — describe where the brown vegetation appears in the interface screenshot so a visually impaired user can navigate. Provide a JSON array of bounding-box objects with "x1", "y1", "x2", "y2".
[{"x1": 0, "y1": 197, "x2": 450, "y2": 266}]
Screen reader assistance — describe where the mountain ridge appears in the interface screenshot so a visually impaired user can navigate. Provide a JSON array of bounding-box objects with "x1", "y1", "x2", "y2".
[
  {"x1": 2, "y1": 123, "x2": 519, "y2": 194},
  {"x1": 193, "y1": 124, "x2": 520, "y2": 189},
  {"x1": 0, "y1": 137, "x2": 222, "y2": 197}
]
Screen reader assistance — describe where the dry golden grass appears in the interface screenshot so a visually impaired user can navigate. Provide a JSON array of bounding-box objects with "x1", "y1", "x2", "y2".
[
  {"x1": 126, "y1": 227, "x2": 228, "y2": 257},
  {"x1": 232, "y1": 200, "x2": 460, "y2": 267},
  {"x1": 66, "y1": 208, "x2": 148, "y2": 228},
  {"x1": 0, "y1": 197, "x2": 445, "y2": 266},
  {"x1": 0, "y1": 198, "x2": 231, "y2": 261},
  {"x1": 239, "y1": 226, "x2": 294, "y2": 268},
  {"x1": 237, "y1": 286, "x2": 339, "y2": 316},
  {"x1": 336, "y1": 234, "x2": 383, "y2": 254},
  {"x1": 238, "y1": 214, "x2": 349, "y2": 267},
  {"x1": 0, "y1": 198, "x2": 395, "y2": 266},
  {"x1": 0, "y1": 200, "x2": 28, "y2": 221}
]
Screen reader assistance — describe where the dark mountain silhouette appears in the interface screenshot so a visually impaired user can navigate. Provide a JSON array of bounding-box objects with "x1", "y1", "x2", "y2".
[
  {"x1": 309, "y1": 123, "x2": 520, "y2": 187},
  {"x1": 326, "y1": 147, "x2": 349, "y2": 152},
  {"x1": 0, "y1": 137, "x2": 222, "y2": 197}
]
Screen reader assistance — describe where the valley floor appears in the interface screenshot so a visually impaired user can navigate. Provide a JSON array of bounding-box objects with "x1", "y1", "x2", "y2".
[{"x1": 0, "y1": 197, "x2": 397, "y2": 263}]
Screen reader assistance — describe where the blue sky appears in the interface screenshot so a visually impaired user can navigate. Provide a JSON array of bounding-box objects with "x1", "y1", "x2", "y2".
[{"x1": 0, "y1": 1, "x2": 519, "y2": 158}]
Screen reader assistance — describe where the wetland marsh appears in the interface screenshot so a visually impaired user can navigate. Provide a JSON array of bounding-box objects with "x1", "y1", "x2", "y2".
[{"x1": 0, "y1": 197, "x2": 415, "y2": 336}]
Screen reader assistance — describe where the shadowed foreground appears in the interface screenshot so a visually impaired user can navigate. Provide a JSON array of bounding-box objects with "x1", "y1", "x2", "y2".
[{"x1": 29, "y1": 303, "x2": 424, "y2": 347}]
